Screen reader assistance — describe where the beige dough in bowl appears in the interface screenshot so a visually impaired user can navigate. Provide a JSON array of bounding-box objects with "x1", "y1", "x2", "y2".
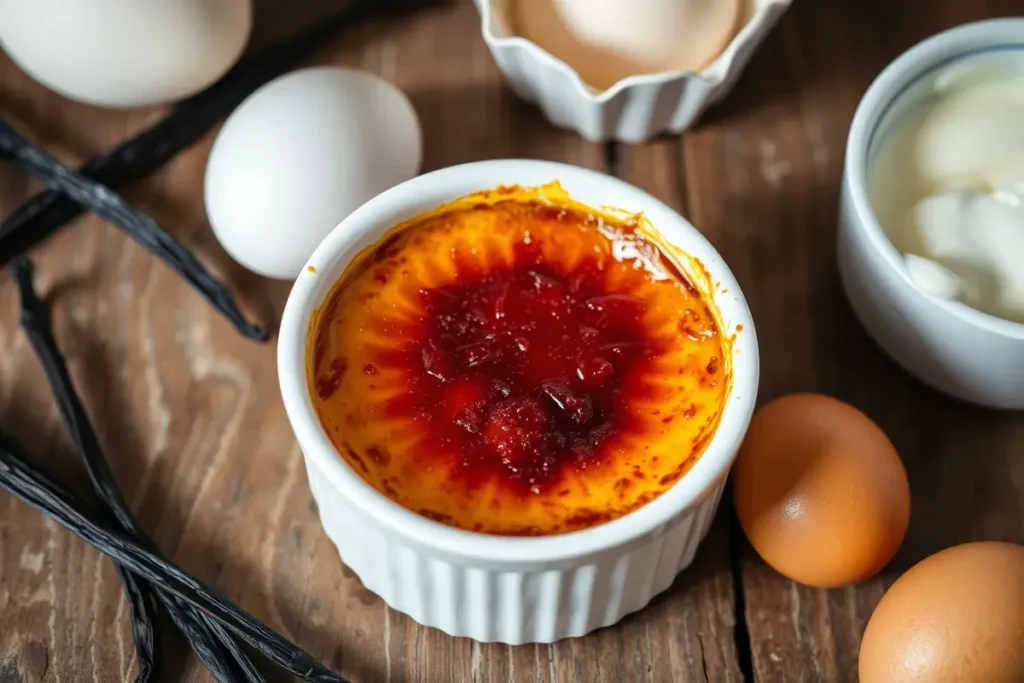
[{"x1": 514, "y1": 0, "x2": 741, "y2": 90}]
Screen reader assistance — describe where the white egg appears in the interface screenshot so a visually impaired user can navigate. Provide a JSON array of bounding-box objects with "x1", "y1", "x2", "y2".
[
  {"x1": 0, "y1": 0, "x2": 251, "y2": 108},
  {"x1": 204, "y1": 67, "x2": 423, "y2": 280}
]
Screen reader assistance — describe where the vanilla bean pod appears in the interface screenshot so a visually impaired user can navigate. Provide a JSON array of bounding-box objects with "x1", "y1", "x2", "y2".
[
  {"x1": 11, "y1": 263, "x2": 157, "y2": 683},
  {"x1": 0, "y1": 0, "x2": 419, "y2": 265},
  {"x1": 0, "y1": 436, "x2": 350, "y2": 683},
  {"x1": 114, "y1": 555, "x2": 157, "y2": 683},
  {"x1": 0, "y1": 119, "x2": 267, "y2": 341},
  {"x1": 168, "y1": 610, "x2": 257, "y2": 683},
  {"x1": 12, "y1": 257, "x2": 261, "y2": 683}
]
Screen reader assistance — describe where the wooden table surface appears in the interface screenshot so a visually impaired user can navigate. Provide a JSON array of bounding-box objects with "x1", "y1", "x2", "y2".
[{"x1": 1, "y1": 1, "x2": 1022, "y2": 681}]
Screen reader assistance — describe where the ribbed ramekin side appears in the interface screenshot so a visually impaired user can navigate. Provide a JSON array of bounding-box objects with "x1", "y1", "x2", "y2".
[
  {"x1": 306, "y1": 454, "x2": 729, "y2": 644},
  {"x1": 482, "y1": 42, "x2": 738, "y2": 143}
]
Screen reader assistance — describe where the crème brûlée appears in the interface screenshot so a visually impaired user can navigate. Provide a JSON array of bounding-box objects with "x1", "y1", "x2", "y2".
[{"x1": 307, "y1": 184, "x2": 731, "y2": 536}]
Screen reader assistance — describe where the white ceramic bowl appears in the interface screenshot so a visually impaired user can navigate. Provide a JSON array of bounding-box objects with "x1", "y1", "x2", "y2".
[
  {"x1": 473, "y1": 0, "x2": 790, "y2": 142},
  {"x1": 278, "y1": 159, "x2": 758, "y2": 644},
  {"x1": 839, "y1": 19, "x2": 1024, "y2": 410}
]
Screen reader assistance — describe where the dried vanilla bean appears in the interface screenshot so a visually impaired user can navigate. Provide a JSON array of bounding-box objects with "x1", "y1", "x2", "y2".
[
  {"x1": 0, "y1": 0, "x2": 420, "y2": 265},
  {"x1": 13, "y1": 256, "x2": 260, "y2": 683},
  {"x1": 14, "y1": 257, "x2": 159, "y2": 683},
  {"x1": 0, "y1": 119, "x2": 267, "y2": 340},
  {"x1": 118, "y1": 563, "x2": 158, "y2": 683},
  {"x1": 0, "y1": 435, "x2": 350, "y2": 683}
]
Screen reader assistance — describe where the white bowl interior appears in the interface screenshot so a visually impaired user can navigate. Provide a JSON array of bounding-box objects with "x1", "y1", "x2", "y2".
[
  {"x1": 846, "y1": 19, "x2": 1024, "y2": 340},
  {"x1": 867, "y1": 49, "x2": 1024, "y2": 241},
  {"x1": 278, "y1": 159, "x2": 758, "y2": 565},
  {"x1": 476, "y1": 0, "x2": 790, "y2": 100}
]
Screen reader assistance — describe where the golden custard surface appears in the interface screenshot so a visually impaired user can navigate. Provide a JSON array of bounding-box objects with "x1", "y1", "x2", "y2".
[{"x1": 309, "y1": 187, "x2": 729, "y2": 535}]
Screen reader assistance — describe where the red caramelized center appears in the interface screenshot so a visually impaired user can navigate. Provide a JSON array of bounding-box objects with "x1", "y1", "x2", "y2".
[
  {"x1": 309, "y1": 192, "x2": 730, "y2": 536},
  {"x1": 396, "y1": 261, "x2": 658, "y2": 494}
]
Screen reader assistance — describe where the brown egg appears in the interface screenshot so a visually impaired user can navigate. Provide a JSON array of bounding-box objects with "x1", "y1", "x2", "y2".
[
  {"x1": 859, "y1": 542, "x2": 1024, "y2": 683},
  {"x1": 733, "y1": 393, "x2": 910, "y2": 587}
]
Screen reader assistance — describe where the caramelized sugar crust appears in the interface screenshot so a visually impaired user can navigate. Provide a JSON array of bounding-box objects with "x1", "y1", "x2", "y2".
[{"x1": 309, "y1": 190, "x2": 729, "y2": 536}]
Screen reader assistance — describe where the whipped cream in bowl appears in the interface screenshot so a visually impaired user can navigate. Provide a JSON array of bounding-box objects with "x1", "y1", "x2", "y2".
[
  {"x1": 870, "y1": 53, "x2": 1024, "y2": 323},
  {"x1": 839, "y1": 19, "x2": 1024, "y2": 409}
]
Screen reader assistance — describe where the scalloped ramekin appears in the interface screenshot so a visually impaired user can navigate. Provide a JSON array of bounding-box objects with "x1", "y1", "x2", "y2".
[
  {"x1": 278, "y1": 159, "x2": 759, "y2": 644},
  {"x1": 839, "y1": 19, "x2": 1024, "y2": 409},
  {"x1": 473, "y1": 0, "x2": 791, "y2": 142}
]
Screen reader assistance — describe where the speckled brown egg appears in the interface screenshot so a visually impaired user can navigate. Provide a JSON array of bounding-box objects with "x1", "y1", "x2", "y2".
[
  {"x1": 733, "y1": 393, "x2": 910, "y2": 587},
  {"x1": 859, "y1": 541, "x2": 1024, "y2": 683}
]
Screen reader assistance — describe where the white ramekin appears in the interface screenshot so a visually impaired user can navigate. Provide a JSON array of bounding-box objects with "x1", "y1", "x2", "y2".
[
  {"x1": 278, "y1": 160, "x2": 758, "y2": 644},
  {"x1": 473, "y1": 0, "x2": 790, "y2": 143},
  {"x1": 838, "y1": 19, "x2": 1024, "y2": 410}
]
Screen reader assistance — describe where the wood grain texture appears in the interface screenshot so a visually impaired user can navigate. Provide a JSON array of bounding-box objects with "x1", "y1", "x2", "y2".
[{"x1": 0, "y1": 1, "x2": 1022, "y2": 682}]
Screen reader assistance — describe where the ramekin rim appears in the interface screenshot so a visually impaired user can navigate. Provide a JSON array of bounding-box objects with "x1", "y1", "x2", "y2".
[
  {"x1": 474, "y1": 0, "x2": 793, "y2": 104},
  {"x1": 844, "y1": 17, "x2": 1024, "y2": 340},
  {"x1": 278, "y1": 159, "x2": 759, "y2": 565}
]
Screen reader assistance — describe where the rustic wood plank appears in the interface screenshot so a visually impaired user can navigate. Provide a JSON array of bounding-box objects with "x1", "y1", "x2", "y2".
[{"x1": 677, "y1": 0, "x2": 1024, "y2": 681}]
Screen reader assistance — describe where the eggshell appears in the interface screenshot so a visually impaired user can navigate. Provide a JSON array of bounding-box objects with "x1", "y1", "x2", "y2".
[
  {"x1": 733, "y1": 394, "x2": 910, "y2": 587},
  {"x1": 514, "y1": 0, "x2": 741, "y2": 90},
  {"x1": 859, "y1": 541, "x2": 1024, "y2": 683},
  {"x1": 204, "y1": 67, "x2": 423, "y2": 280},
  {"x1": 0, "y1": 0, "x2": 251, "y2": 107}
]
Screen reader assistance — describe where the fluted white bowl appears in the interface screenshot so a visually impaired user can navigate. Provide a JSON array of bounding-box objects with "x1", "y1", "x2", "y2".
[
  {"x1": 278, "y1": 159, "x2": 759, "y2": 643},
  {"x1": 473, "y1": 0, "x2": 791, "y2": 142}
]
